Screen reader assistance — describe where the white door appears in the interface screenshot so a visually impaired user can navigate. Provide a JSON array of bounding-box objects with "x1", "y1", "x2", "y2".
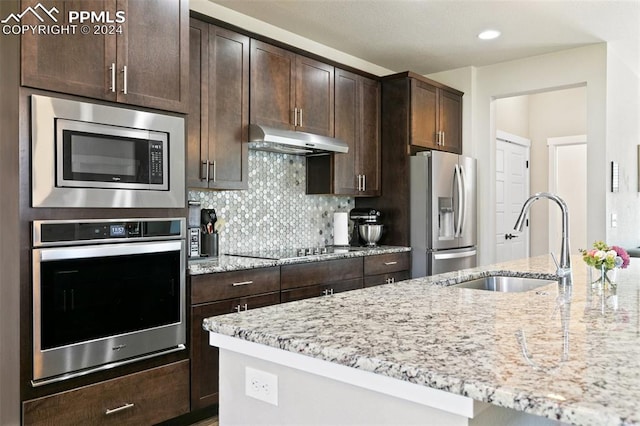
[
  {"x1": 496, "y1": 131, "x2": 530, "y2": 262},
  {"x1": 548, "y1": 135, "x2": 587, "y2": 256}
]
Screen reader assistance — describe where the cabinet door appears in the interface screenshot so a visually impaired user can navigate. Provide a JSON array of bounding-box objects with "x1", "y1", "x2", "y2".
[
  {"x1": 281, "y1": 278, "x2": 363, "y2": 303},
  {"x1": 364, "y1": 270, "x2": 410, "y2": 288},
  {"x1": 188, "y1": 21, "x2": 249, "y2": 190},
  {"x1": 250, "y1": 40, "x2": 295, "y2": 130},
  {"x1": 21, "y1": 0, "x2": 117, "y2": 101},
  {"x1": 208, "y1": 26, "x2": 249, "y2": 189},
  {"x1": 187, "y1": 20, "x2": 209, "y2": 189},
  {"x1": 439, "y1": 90, "x2": 463, "y2": 154},
  {"x1": 357, "y1": 76, "x2": 381, "y2": 196},
  {"x1": 190, "y1": 292, "x2": 280, "y2": 410},
  {"x1": 295, "y1": 56, "x2": 334, "y2": 136},
  {"x1": 410, "y1": 79, "x2": 438, "y2": 149},
  {"x1": 116, "y1": 0, "x2": 188, "y2": 112},
  {"x1": 334, "y1": 69, "x2": 359, "y2": 194}
]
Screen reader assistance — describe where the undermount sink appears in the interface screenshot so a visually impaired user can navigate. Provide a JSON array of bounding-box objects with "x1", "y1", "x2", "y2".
[{"x1": 452, "y1": 276, "x2": 556, "y2": 293}]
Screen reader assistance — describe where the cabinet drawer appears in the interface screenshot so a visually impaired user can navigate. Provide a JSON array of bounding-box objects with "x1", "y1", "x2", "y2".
[
  {"x1": 281, "y1": 257, "x2": 362, "y2": 290},
  {"x1": 281, "y1": 278, "x2": 363, "y2": 303},
  {"x1": 364, "y1": 252, "x2": 410, "y2": 276},
  {"x1": 191, "y1": 267, "x2": 280, "y2": 304},
  {"x1": 23, "y1": 360, "x2": 189, "y2": 426},
  {"x1": 364, "y1": 270, "x2": 411, "y2": 288}
]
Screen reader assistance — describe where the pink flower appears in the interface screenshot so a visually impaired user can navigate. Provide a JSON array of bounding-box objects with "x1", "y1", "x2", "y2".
[{"x1": 611, "y1": 246, "x2": 630, "y2": 269}]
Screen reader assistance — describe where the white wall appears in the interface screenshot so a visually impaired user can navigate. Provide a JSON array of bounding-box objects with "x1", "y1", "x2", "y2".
[
  {"x1": 430, "y1": 44, "x2": 607, "y2": 266},
  {"x1": 605, "y1": 40, "x2": 640, "y2": 249},
  {"x1": 496, "y1": 96, "x2": 529, "y2": 136}
]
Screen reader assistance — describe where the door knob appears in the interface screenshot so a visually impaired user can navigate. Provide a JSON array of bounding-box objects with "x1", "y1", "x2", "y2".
[{"x1": 505, "y1": 233, "x2": 519, "y2": 240}]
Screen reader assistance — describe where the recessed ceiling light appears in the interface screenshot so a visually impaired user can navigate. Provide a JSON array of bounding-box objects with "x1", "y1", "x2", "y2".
[{"x1": 478, "y1": 29, "x2": 501, "y2": 40}]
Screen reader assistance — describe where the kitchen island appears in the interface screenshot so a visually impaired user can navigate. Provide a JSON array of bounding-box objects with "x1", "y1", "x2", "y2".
[{"x1": 204, "y1": 255, "x2": 640, "y2": 426}]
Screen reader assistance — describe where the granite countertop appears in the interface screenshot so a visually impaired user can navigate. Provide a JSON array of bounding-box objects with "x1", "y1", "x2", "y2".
[
  {"x1": 188, "y1": 245, "x2": 411, "y2": 275},
  {"x1": 204, "y1": 255, "x2": 640, "y2": 426}
]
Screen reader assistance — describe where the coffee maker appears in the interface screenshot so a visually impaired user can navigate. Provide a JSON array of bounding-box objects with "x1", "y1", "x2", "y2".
[{"x1": 349, "y1": 208, "x2": 382, "y2": 247}]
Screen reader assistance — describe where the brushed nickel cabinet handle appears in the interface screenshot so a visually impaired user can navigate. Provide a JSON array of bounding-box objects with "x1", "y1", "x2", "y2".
[
  {"x1": 442, "y1": 132, "x2": 445, "y2": 146},
  {"x1": 362, "y1": 174, "x2": 366, "y2": 191},
  {"x1": 105, "y1": 403, "x2": 134, "y2": 415},
  {"x1": 109, "y1": 63, "x2": 116, "y2": 93},
  {"x1": 384, "y1": 261, "x2": 398, "y2": 266},
  {"x1": 121, "y1": 65, "x2": 128, "y2": 95},
  {"x1": 299, "y1": 108, "x2": 303, "y2": 127},
  {"x1": 232, "y1": 280, "x2": 254, "y2": 287},
  {"x1": 293, "y1": 107, "x2": 298, "y2": 126},
  {"x1": 201, "y1": 161, "x2": 209, "y2": 181}
]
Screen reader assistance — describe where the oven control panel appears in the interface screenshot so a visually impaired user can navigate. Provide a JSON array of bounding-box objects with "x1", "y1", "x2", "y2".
[{"x1": 33, "y1": 218, "x2": 185, "y2": 246}]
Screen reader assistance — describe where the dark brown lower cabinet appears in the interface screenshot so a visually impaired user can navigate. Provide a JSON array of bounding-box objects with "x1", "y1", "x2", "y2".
[
  {"x1": 22, "y1": 360, "x2": 189, "y2": 426},
  {"x1": 190, "y1": 291, "x2": 280, "y2": 410},
  {"x1": 281, "y1": 278, "x2": 363, "y2": 303},
  {"x1": 364, "y1": 270, "x2": 411, "y2": 287}
]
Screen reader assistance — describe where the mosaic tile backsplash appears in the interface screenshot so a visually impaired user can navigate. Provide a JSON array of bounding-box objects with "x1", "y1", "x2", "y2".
[{"x1": 189, "y1": 150, "x2": 353, "y2": 253}]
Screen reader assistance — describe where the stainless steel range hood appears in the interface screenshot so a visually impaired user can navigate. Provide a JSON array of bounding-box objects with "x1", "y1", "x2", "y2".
[{"x1": 248, "y1": 124, "x2": 348, "y2": 155}]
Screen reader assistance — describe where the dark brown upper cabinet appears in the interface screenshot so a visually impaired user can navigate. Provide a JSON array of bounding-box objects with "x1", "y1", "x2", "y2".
[
  {"x1": 188, "y1": 19, "x2": 249, "y2": 190},
  {"x1": 250, "y1": 39, "x2": 334, "y2": 137},
  {"x1": 21, "y1": 0, "x2": 189, "y2": 113},
  {"x1": 383, "y1": 72, "x2": 463, "y2": 154},
  {"x1": 332, "y1": 69, "x2": 380, "y2": 196}
]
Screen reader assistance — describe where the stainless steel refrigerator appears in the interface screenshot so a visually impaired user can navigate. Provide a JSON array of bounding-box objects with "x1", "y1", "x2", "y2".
[{"x1": 410, "y1": 151, "x2": 477, "y2": 277}]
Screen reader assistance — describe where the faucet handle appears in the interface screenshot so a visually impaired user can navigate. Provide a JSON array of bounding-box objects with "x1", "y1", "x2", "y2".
[{"x1": 551, "y1": 252, "x2": 571, "y2": 277}]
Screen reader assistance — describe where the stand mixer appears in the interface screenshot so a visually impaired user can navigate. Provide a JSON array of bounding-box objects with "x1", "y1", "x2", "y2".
[{"x1": 349, "y1": 208, "x2": 382, "y2": 247}]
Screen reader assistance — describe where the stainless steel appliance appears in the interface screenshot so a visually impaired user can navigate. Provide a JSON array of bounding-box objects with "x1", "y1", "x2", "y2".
[
  {"x1": 410, "y1": 151, "x2": 477, "y2": 277},
  {"x1": 31, "y1": 218, "x2": 186, "y2": 386},
  {"x1": 31, "y1": 95, "x2": 185, "y2": 208},
  {"x1": 248, "y1": 124, "x2": 349, "y2": 155},
  {"x1": 349, "y1": 208, "x2": 382, "y2": 247},
  {"x1": 188, "y1": 201, "x2": 202, "y2": 258}
]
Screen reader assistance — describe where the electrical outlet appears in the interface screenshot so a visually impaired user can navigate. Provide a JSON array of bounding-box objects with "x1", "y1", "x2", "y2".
[
  {"x1": 245, "y1": 366, "x2": 278, "y2": 406},
  {"x1": 611, "y1": 213, "x2": 618, "y2": 228}
]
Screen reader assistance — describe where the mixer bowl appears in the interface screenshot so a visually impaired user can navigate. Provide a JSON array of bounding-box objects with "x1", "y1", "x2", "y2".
[{"x1": 359, "y1": 224, "x2": 383, "y2": 246}]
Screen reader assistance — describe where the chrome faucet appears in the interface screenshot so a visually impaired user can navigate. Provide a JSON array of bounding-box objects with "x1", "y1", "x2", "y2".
[{"x1": 514, "y1": 192, "x2": 571, "y2": 284}]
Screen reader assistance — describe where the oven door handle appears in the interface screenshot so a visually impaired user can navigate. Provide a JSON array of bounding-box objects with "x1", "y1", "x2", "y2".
[{"x1": 36, "y1": 240, "x2": 183, "y2": 262}]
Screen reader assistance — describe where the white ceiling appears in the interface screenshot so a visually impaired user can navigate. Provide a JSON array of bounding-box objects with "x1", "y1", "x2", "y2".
[{"x1": 211, "y1": 0, "x2": 640, "y2": 75}]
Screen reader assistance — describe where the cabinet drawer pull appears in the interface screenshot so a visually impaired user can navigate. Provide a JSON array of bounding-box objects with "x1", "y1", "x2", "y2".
[
  {"x1": 384, "y1": 261, "x2": 398, "y2": 266},
  {"x1": 105, "y1": 403, "x2": 134, "y2": 415},
  {"x1": 232, "y1": 280, "x2": 254, "y2": 287}
]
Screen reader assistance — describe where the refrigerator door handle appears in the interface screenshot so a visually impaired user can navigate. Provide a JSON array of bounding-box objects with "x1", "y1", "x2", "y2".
[
  {"x1": 454, "y1": 164, "x2": 463, "y2": 237},
  {"x1": 433, "y1": 249, "x2": 477, "y2": 260},
  {"x1": 459, "y1": 164, "x2": 467, "y2": 236}
]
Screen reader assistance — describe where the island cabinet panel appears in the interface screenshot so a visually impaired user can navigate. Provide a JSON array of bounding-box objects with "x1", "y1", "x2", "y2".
[
  {"x1": 190, "y1": 292, "x2": 280, "y2": 410},
  {"x1": 21, "y1": 0, "x2": 189, "y2": 113},
  {"x1": 22, "y1": 360, "x2": 189, "y2": 426},
  {"x1": 280, "y1": 257, "x2": 363, "y2": 290},
  {"x1": 188, "y1": 19, "x2": 249, "y2": 190},
  {"x1": 190, "y1": 266, "x2": 280, "y2": 304},
  {"x1": 250, "y1": 39, "x2": 334, "y2": 137},
  {"x1": 281, "y1": 278, "x2": 363, "y2": 303}
]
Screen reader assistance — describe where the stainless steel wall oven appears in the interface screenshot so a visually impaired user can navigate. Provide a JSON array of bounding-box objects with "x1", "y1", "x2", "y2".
[{"x1": 31, "y1": 218, "x2": 186, "y2": 386}]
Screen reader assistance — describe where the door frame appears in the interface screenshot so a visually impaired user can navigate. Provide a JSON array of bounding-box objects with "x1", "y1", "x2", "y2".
[
  {"x1": 547, "y1": 134, "x2": 587, "y2": 254},
  {"x1": 496, "y1": 130, "x2": 531, "y2": 260}
]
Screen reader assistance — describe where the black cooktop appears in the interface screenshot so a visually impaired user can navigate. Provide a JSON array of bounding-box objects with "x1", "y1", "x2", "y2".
[{"x1": 226, "y1": 246, "x2": 357, "y2": 260}]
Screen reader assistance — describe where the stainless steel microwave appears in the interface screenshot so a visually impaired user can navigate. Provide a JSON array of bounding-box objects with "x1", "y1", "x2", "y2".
[{"x1": 31, "y1": 95, "x2": 185, "y2": 208}]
